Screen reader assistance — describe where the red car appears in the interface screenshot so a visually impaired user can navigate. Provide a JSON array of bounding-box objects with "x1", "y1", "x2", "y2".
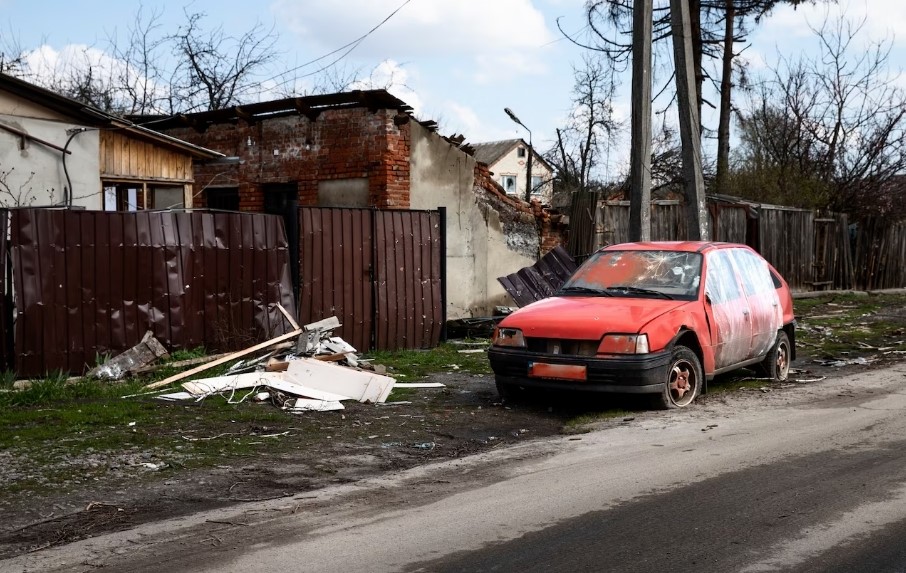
[{"x1": 488, "y1": 242, "x2": 795, "y2": 408}]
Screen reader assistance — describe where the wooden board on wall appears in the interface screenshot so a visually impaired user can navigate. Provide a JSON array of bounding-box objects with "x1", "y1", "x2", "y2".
[{"x1": 100, "y1": 131, "x2": 193, "y2": 183}]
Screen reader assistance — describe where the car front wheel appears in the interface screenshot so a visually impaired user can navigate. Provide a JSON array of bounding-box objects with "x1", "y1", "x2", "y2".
[{"x1": 653, "y1": 345, "x2": 702, "y2": 409}]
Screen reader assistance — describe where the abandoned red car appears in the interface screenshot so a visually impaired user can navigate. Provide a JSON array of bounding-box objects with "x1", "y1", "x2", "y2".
[{"x1": 488, "y1": 242, "x2": 795, "y2": 408}]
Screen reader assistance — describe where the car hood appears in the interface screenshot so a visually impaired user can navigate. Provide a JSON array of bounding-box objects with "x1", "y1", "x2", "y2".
[{"x1": 500, "y1": 296, "x2": 691, "y2": 340}]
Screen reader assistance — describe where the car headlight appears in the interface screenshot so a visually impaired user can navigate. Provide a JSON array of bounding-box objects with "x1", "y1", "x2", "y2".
[
  {"x1": 493, "y1": 327, "x2": 526, "y2": 348},
  {"x1": 597, "y1": 334, "x2": 649, "y2": 354}
]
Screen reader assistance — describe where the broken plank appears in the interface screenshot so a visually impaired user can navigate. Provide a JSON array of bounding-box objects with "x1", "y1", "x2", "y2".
[
  {"x1": 88, "y1": 331, "x2": 170, "y2": 380},
  {"x1": 263, "y1": 378, "x2": 353, "y2": 402},
  {"x1": 286, "y1": 399, "x2": 344, "y2": 412},
  {"x1": 313, "y1": 353, "x2": 347, "y2": 362},
  {"x1": 143, "y1": 328, "x2": 303, "y2": 390},
  {"x1": 182, "y1": 373, "x2": 281, "y2": 395},
  {"x1": 284, "y1": 359, "x2": 395, "y2": 403},
  {"x1": 392, "y1": 382, "x2": 446, "y2": 389},
  {"x1": 132, "y1": 352, "x2": 234, "y2": 375},
  {"x1": 276, "y1": 303, "x2": 300, "y2": 331},
  {"x1": 303, "y1": 316, "x2": 341, "y2": 331}
]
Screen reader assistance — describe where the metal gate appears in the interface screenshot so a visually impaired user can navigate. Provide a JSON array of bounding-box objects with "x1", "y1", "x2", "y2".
[{"x1": 298, "y1": 207, "x2": 445, "y2": 352}]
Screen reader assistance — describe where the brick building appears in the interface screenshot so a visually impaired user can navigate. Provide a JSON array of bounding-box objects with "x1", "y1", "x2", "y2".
[{"x1": 142, "y1": 90, "x2": 562, "y2": 317}]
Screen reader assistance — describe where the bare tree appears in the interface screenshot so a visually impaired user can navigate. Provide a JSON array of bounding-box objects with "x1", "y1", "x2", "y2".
[
  {"x1": 563, "y1": 0, "x2": 822, "y2": 195},
  {"x1": 169, "y1": 10, "x2": 278, "y2": 111},
  {"x1": 732, "y1": 14, "x2": 906, "y2": 217},
  {"x1": 548, "y1": 54, "x2": 621, "y2": 207},
  {"x1": 0, "y1": 164, "x2": 57, "y2": 207},
  {"x1": 3, "y1": 7, "x2": 282, "y2": 115}
]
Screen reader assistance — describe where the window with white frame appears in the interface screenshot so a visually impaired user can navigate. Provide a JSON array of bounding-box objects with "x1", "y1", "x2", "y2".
[
  {"x1": 530, "y1": 175, "x2": 544, "y2": 196},
  {"x1": 501, "y1": 175, "x2": 517, "y2": 195},
  {"x1": 516, "y1": 147, "x2": 526, "y2": 158}
]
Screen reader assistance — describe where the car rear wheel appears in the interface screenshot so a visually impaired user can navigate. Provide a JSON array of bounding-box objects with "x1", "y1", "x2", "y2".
[
  {"x1": 758, "y1": 331, "x2": 791, "y2": 382},
  {"x1": 653, "y1": 345, "x2": 702, "y2": 409}
]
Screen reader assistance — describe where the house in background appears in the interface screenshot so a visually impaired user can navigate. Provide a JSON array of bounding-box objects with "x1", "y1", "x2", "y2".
[
  {"x1": 143, "y1": 90, "x2": 555, "y2": 319},
  {"x1": 0, "y1": 73, "x2": 222, "y2": 210},
  {"x1": 471, "y1": 138, "x2": 554, "y2": 204}
]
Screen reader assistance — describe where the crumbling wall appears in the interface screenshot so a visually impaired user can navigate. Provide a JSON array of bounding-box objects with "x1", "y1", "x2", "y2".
[
  {"x1": 164, "y1": 107, "x2": 411, "y2": 210},
  {"x1": 408, "y1": 123, "x2": 538, "y2": 317}
]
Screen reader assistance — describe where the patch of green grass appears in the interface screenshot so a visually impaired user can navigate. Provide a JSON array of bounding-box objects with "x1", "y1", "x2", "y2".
[
  {"x1": 563, "y1": 409, "x2": 635, "y2": 431},
  {"x1": 365, "y1": 340, "x2": 492, "y2": 380},
  {"x1": 795, "y1": 293, "x2": 906, "y2": 357},
  {"x1": 708, "y1": 375, "x2": 771, "y2": 394}
]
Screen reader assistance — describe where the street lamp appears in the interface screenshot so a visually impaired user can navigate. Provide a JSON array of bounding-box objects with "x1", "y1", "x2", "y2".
[{"x1": 504, "y1": 107, "x2": 533, "y2": 203}]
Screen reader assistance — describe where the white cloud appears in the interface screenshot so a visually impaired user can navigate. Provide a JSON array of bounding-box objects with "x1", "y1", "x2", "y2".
[
  {"x1": 350, "y1": 59, "x2": 424, "y2": 113},
  {"x1": 763, "y1": 0, "x2": 906, "y2": 46},
  {"x1": 272, "y1": 0, "x2": 555, "y2": 82}
]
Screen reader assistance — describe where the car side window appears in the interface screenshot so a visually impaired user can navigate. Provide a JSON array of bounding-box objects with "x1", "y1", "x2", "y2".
[
  {"x1": 730, "y1": 248, "x2": 773, "y2": 296},
  {"x1": 705, "y1": 250, "x2": 741, "y2": 304}
]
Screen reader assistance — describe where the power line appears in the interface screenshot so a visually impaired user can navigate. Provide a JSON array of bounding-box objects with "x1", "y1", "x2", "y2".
[{"x1": 237, "y1": 0, "x2": 414, "y2": 98}]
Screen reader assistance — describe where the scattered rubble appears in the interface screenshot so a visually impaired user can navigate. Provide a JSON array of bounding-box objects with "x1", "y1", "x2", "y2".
[
  {"x1": 142, "y1": 310, "x2": 443, "y2": 414},
  {"x1": 88, "y1": 331, "x2": 170, "y2": 380}
]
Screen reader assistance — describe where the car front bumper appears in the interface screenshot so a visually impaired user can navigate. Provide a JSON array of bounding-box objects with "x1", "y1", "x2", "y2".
[{"x1": 488, "y1": 347, "x2": 672, "y2": 394}]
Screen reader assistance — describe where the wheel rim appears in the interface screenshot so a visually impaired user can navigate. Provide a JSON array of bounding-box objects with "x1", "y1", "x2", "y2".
[
  {"x1": 776, "y1": 341, "x2": 790, "y2": 380},
  {"x1": 668, "y1": 359, "x2": 698, "y2": 407}
]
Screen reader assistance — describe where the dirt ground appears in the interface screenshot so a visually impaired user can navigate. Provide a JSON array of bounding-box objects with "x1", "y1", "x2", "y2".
[{"x1": 2, "y1": 293, "x2": 905, "y2": 560}]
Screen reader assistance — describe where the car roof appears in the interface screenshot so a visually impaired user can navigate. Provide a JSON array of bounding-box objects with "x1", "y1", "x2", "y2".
[{"x1": 601, "y1": 241, "x2": 747, "y2": 254}]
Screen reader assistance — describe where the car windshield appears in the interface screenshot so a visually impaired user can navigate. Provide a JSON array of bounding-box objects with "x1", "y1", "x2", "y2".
[{"x1": 560, "y1": 250, "x2": 703, "y2": 300}]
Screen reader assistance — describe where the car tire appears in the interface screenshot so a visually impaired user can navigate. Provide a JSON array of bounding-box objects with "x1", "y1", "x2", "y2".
[
  {"x1": 652, "y1": 345, "x2": 702, "y2": 409},
  {"x1": 758, "y1": 331, "x2": 791, "y2": 382}
]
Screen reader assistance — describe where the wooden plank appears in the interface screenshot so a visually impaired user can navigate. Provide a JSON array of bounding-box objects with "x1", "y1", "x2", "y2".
[{"x1": 143, "y1": 328, "x2": 303, "y2": 389}]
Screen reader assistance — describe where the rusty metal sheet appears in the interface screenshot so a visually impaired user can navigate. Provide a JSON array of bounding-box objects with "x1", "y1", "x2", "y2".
[
  {"x1": 298, "y1": 207, "x2": 443, "y2": 352},
  {"x1": 0, "y1": 210, "x2": 11, "y2": 371},
  {"x1": 497, "y1": 245, "x2": 578, "y2": 307},
  {"x1": 9, "y1": 209, "x2": 296, "y2": 377},
  {"x1": 373, "y1": 210, "x2": 443, "y2": 351}
]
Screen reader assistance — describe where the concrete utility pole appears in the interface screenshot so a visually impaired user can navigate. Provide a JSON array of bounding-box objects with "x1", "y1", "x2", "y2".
[
  {"x1": 670, "y1": 0, "x2": 711, "y2": 240},
  {"x1": 629, "y1": 0, "x2": 654, "y2": 242}
]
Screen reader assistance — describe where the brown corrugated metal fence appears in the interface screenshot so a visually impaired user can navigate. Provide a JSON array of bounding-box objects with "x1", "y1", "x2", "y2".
[
  {"x1": 0, "y1": 210, "x2": 11, "y2": 371},
  {"x1": 10, "y1": 209, "x2": 296, "y2": 376},
  {"x1": 298, "y1": 207, "x2": 443, "y2": 352}
]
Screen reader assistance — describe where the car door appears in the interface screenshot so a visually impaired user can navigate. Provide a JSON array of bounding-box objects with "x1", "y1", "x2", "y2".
[
  {"x1": 729, "y1": 248, "x2": 783, "y2": 359},
  {"x1": 704, "y1": 249, "x2": 753, "y2": 369}
]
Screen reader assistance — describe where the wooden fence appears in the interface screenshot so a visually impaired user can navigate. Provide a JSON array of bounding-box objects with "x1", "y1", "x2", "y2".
[{"x1": 567, "y1": 196, "x2": 906, "y2": 292}]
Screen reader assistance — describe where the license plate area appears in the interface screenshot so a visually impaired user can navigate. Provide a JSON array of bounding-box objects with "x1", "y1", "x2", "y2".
[{"x1": 528, "y1": 362, "x2": 587, "y2": 381}]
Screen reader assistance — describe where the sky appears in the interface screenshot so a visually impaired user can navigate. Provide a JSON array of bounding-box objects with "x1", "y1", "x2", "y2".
[{"x1": 3, "y1": 0, "x2": 906, "y2": 178}]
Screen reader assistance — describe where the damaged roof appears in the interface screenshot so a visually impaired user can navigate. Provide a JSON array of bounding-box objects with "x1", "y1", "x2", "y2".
[
  {"x1": 129, "y1": 89, "x2": 416, "y2": 131},
  {"x1": 0, "y1": 72, "x2": 223, "y2": 159}
]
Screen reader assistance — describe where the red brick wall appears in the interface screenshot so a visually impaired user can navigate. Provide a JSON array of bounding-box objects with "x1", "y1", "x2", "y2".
[{"x1": 164, "y1": 108, "x2": 411, "y2": 211}]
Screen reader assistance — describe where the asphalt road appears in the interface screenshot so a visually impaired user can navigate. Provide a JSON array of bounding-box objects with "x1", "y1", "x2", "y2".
[{"x1": 7, "y1": 363, "x2": 906, "y2": 573}]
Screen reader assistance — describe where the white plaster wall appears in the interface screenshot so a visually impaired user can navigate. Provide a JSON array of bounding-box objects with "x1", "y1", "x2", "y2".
[
  {"x1": 0, "y1": 108, "x2": 100, "y2": 209},
  {"x1": 489, "y1": 144, "x2": 554, "y2": 203},
  {"x1": 409, "y1": 122, "x2": 537, "y2": 318}
]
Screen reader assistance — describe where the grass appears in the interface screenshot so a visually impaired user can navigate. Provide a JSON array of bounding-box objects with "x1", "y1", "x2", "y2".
[
  {"x1": 364, "y1": 340, "x2": 492, "y2": 380},
  {"x1": 563, "y1": 409, "x2": 636, "y2": 432},
  {"x1": 794, "y1": 293, "x2": 906, "y2": 358},
  {"x1": 0, "y1": 341, "x2": 496, "y2": 497}
]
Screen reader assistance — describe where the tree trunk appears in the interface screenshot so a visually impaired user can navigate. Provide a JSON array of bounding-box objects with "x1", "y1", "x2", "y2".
[
  {"x1": 715, "y1": 0, "x2": 736, "y2": 195},
  {"x1": 629, "y1": 0, "x2": 654, "y2": 242}
]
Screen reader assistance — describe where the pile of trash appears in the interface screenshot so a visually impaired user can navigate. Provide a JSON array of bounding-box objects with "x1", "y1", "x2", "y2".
[{"x1": 90, "y1": 305, "x2": 442, "y2": 413}]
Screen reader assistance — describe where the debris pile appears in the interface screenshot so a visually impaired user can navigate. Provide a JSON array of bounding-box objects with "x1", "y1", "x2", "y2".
[
  {"x1": 115, "y1": 305, "x2": 445, "y2": 413},
  {"x1": 72, "y1": 304, "x2": 446, "y2": 413}
]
